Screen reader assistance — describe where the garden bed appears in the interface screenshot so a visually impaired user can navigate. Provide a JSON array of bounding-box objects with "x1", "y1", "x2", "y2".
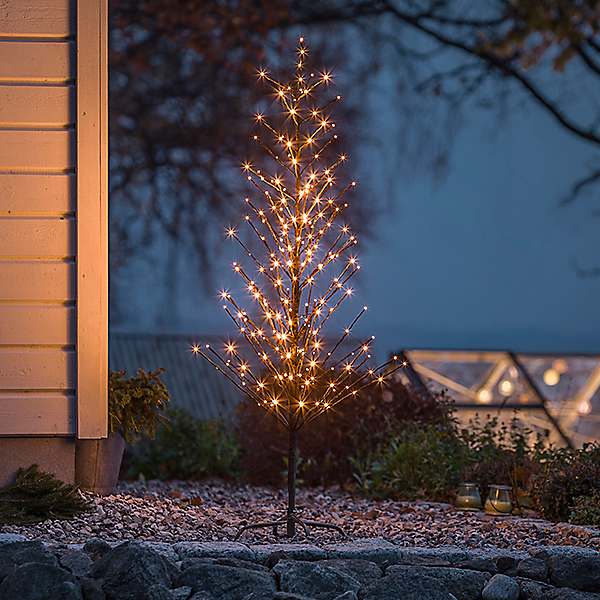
[{"x1": 1, "y1": 480, "x2": 598, "y2": 550}]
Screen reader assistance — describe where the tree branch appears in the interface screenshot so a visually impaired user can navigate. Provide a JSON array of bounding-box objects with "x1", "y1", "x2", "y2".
[
  {"x1": 379, "y1": 1, "x2": 600, "y2": 147},
  {"x1": 573, "y1": 43, "x2": 600, "y2": 77},
  {"x1": 561, "y1": 167, "x2": 600, "y2": 206}
]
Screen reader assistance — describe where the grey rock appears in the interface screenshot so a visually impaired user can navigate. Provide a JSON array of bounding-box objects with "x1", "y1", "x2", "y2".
[
  {"x1": 359, "y1": 572, "x2": 457, "y2": 600},
  {"x1": 0, "y1": 562, "x2": 81, "y2": 600},
  {"x1": 181, "y1": 556, "x2": 268, "y2": 573},
  {"x1": 518, "y1": 578, "x2": 600, "y2": 600},
  {"x1": 244, "y1": 593, "x2": 314, "y2": 600},
  {"x1": 80, "y1": 577, "x2": 106, "y2": 600},
  {"x1": 0, "y1": 540, "x2": 57, "y2": 579},
  {"x1": 273, "y1": 560, "x2": 361, "y2": 600},
  {"x1": 84, "y1": 538, "x2": 113, "y2": 561},
  {"x1": 494, "y1": 556, "x2": 520, "y2": 576},
  {"x1": 482, "y1": 574, "x2": 519, "y2": 600},
  {"x1": 397, "y1": 546, "x2": 472, "y2": 565},
  {"x1": 319, "y1": 559, "x2": 383, "y2": 585},
  {"x1": 472, "y1": 550, "x2": 529, "y2": 576},
  {"x1": 66, "y1": 543, "x2": 86, "y2": 551},
  {"x1": 147, "y1": 584, "x2": 186, "y2": 600},
  {"x1": 253, "y1": 543, "x2": 327, "y2": 567},
  {"x1": 189, "y1": 593, "x2": 214, "y2": 600},
  {"x1": 324, "y1": 539, "x2": 399, "y2": 566},
  {"x1": 59, "y1": 547, "x2": 94, "y2": 576},
  {"x1": 144, "y1": 542, "x2": 181, "y2": 564},
  {"x1": 177, "y1": 562, "x2": 276, "y2": 600},
  {"x1": 334, "y1": 593, "x2": 358, "y2": 600},
  {"x1": 175, "y1": 541, "x2": 255, "y2": 562},
  {"x1": 533, "y1": 546, "x2": 600, "y2": 592},
  {"x1": 456, "y1": 557, "x2": 497, "y2": 574},
  {"x1": 172, "y1": 587, "x2": 193, "y2": 600},
  {"x1": 386, "y1": 565, "x2": 490, "y2": 600},
  {"x1": 397, "y1": 555, "x2": 453, "y2": 567},
  {"x1": 517, "y1": 577, "x2": 555, "y2": 600},
  {"x1": 57, "y1": 581, "x2": 85, "y2": 600},
  {"x1": 545, "y1": 591, "x2": 600, "y2": 600},
  {"x1": 517, "y1": 557, "x2": 548, "y2": 582},
  {"x1": 0, "y1": 533, "x2": 28, "y2": 544},
  {"x1": 91, "y1": 541, "x2": 178, "y2": 600}
]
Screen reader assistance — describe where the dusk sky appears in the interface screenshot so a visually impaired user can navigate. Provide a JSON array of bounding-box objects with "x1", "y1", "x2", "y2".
[{"x1": 116, "y1": 54, "x2": 600, "y2": 357}]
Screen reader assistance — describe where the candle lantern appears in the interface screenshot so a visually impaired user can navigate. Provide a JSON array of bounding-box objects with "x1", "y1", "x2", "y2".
[
  {"x1": 456, "y1": 482, "x2": 482, "y2": 511},
  {"x1": 484, "y1": 485, "x2": 513, "y2": 515}
]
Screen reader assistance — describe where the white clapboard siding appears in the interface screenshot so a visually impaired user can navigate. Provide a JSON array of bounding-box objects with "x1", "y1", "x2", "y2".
[
  {"x1": 0, "y1": 348, "x2": 74, "y2": 389},
  {"x1": 0, "y1": 394, "x2": 75, "y2": 435},
  {"x1": 0, "y1": 0, "x2": 107, "y2": 440},
  {"x1": 0, "y1": 0, "x2": 72, "y2": 38},
  {"x1": 0, "y1": 261, "x2": 74, "y2": 300},
  {"x1": 0, "y1": 41, "x2": 72, "y2": 82},
  {"x1": 0, "y1": 130, "x2": 73, "y2": 171},
  {"x1": 0, "y1": 217, "x2": 73, "y2": 257},
  {"x1": 0, "y1": 85, "x2": 73, "y2": 127},
  {"x1": 0, "y1": 174, "x2": 75, "y2": 214},
  {"x1": 0, "y1": 305, "x2": 74, "y2": 345}
]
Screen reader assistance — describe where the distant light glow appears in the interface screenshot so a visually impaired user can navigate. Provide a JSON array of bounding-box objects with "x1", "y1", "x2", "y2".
[
  {"x1": 543, "y1": 368, "x2": 560, "y2": 386},
  {"x1": 477, "y1": 389, "x2": 492, "y2": 403},
  {"x1": 498, "y1": 379, "x2": 514, "y2": 397}
]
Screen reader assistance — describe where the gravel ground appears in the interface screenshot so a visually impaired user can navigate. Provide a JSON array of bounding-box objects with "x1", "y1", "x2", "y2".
[{"x1": 2, "y1": 480, "x2": 599, "y2": 551}]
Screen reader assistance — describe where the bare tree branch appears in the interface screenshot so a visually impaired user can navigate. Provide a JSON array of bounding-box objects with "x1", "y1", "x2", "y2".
[{"x1": 561, "y1": 167, "x2": 600, "y2": 206}]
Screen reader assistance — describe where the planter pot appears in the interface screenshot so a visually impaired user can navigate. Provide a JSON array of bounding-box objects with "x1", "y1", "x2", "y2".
[{"x1": 75, "y1": 432, "x2": 126, "y2": 495}]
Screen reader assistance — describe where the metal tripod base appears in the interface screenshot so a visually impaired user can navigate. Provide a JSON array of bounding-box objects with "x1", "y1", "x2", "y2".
[{"x1": 233, "y1": 511, "x2": 347, "y2": 541}]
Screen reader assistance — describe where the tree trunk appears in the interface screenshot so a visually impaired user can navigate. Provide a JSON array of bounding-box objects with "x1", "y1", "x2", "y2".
[{"x1": 286, "y1": 427, "x2": 298, "y2": 537}]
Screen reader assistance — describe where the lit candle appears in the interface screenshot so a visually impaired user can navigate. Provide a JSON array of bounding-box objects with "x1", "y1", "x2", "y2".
[{"x1": 484, "y1": 485, "x2": 513, "y2": 515}]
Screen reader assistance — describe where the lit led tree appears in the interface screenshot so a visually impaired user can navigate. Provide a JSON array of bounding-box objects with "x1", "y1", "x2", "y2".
[{"x1": 193, "y1": 37, "x2": 405, "y2": 538}]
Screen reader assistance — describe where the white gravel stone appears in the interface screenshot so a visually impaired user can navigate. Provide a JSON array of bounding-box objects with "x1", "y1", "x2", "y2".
[{"x1": 1, "y1": 480, "x2": 598, "y2": 551}]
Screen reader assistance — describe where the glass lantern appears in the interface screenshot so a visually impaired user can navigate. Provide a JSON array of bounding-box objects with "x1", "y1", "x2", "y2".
[
  {"x1": 455, "y1": 482, "x2": 482, "y2": 511},
  {"x1": 484, "y1": 485, "x2": 513, "y2": 515}
]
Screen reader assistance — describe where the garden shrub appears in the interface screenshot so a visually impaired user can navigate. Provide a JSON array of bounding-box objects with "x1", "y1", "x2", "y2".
[
  {"x1": 569, "y1": 491, "x2": 600, "y2": 527},
  {"x1": 353, "y1": 414, "x2": 546, "y2": 503},
  {"x1": 353, "y1": 425, "x2": 469, "y2": 500},
  {"x1": 236, "y1": 378, "x2": 454, "y2": 487},
  {"x1": 0, "y1": 465, "x2": 91, "y2": 524},
  {"x1": 124, "y1": 408, "x2": 240, "y2": 480},
  {"x1": 109, "y1": 368, "x2": 170, "y2": 442},
  {"x1": 528, "y1": 442, "x2": 600, "y2": 523}
]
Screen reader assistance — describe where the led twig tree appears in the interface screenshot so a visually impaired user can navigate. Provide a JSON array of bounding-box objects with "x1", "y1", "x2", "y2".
[{"x1": 192, "y1": 37, "x2": 405, "y2": 538}]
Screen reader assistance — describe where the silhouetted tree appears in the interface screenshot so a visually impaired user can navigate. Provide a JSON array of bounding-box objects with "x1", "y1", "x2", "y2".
[{"x1": 110, "y1": 0, "x2": 600, "y2": 283}]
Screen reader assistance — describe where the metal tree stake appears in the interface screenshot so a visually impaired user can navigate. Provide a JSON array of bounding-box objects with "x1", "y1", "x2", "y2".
[{"x1": 193, "y1": 37, "x2": 405, "y2": 539}]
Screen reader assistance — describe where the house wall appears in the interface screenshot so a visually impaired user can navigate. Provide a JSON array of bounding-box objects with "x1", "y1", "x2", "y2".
[{"x1": 0, "y1": 0, "x2": 107, "y2": 483}]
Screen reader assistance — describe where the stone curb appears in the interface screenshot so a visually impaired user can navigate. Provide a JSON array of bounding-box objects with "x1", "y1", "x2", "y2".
[{"x1": 0, "y1": 535, "x2": 598, "y2": 599}]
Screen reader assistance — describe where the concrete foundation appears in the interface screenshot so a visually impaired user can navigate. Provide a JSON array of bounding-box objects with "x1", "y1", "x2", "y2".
[{"x1": 0, "y1": 437, "x2": 75, "y2": 487}]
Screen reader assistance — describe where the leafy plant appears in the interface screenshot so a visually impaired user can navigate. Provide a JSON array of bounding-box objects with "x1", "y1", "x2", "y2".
[
  {"x1": 569, "y1": 491, "x2": 600, "y2": 527},
  {"x1": 529, "y1": 442, "x2": 600, "y2": 523},
  {"x1": 353, "y1": 425, "x2": 469, "y2": 501},
  {"x1": 352, "y1": 413, "x2": 549, "y2": 504},
  {"x1": 109, "y1": 369, "x2": 170, "y2": 443},
  {"x1": 124, "y1": 408, "x2": 240, "y2": 480},
  {"x1": 0, "y1": 465, "x2": 91, "y2": 524}
]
